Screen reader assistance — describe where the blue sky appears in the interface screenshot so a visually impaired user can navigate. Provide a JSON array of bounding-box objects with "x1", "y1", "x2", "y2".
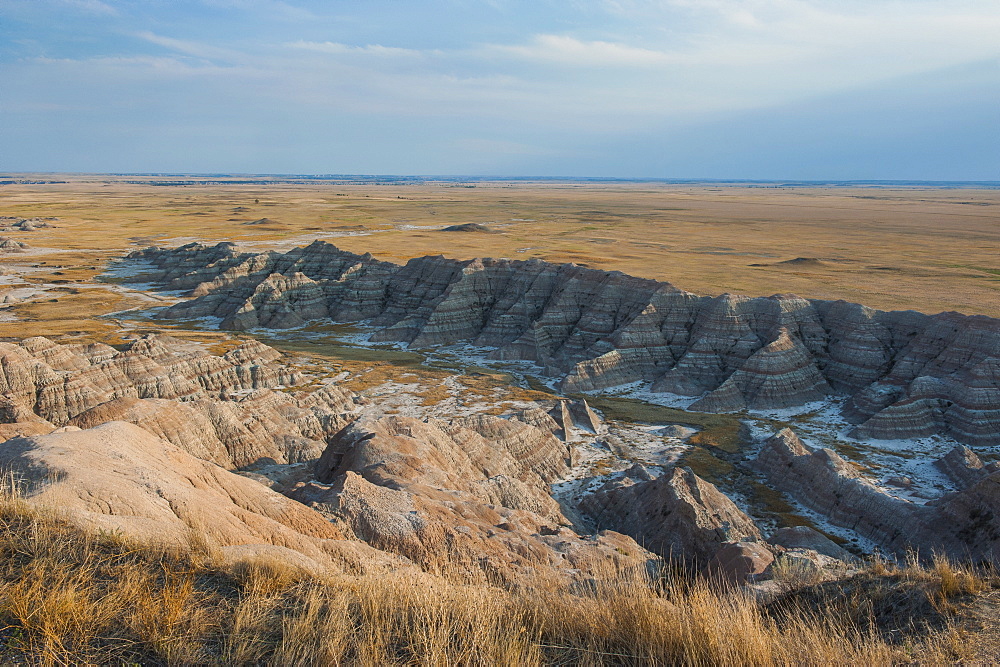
[{"x1": 1, "y1": 0, "x2": 998, "y2": 178}]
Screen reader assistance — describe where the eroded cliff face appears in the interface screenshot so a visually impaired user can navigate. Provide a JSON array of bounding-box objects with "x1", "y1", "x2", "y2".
[
  {"x1": 290, "y1": 415, "x2": 655, "y2": 584},
  {"x1": 0, "y1": 334, "x2": 356, "y2": 468},
  {"x1": 125, "y1": 241, "x2": 999, "y2": 446},
  {"x1": 754, "y1": 428, "x2": 1000, "y2": 562}
]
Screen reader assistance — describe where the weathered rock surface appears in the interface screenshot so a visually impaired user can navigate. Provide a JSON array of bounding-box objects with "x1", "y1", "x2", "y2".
[
  {"x1": 298, "y1": 415, "x2": 652, "y2": 582},
  {"x1": 546, "y1": 398, "x2": 603, "y2": 439},
  {"x1": 767, "y1": 525, "x2": 856, "y2": 562},
  {"x1": 0, "y1": 421, "x2": 407, "y2": 574},
  {"x1": 0, "y1": 217, "x2": 55, "y2": 231},
  {"x1": 707, "y1": 541, "x2": 775, "y2": 582},
  {"x1": 755, "y1": 428, "x2": 1000, "y2": 563},
  {"x1": 0, "y1": 334, "x2": 356, "y2": 468},
  {"x1": 754, "y1": 428, "x2": 924, "y2": 553},
  {"x1": 577, "y1": 466, "x2": 762, "y2": 564},
  {"x1": 0, "y1": 237, "x2": 27, "y2": 252},
  {"x1": 935, "y1": 445, "x2": 1000, "y2": 489},
  {"x1": 122, "y1": 242, "x2": 999, "y2": 445}
]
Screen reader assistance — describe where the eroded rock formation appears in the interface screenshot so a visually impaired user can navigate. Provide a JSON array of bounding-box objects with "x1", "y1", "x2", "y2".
[
  {"x1": 577, "y1": 466, "x2": 762, "y2": 564},
  {"x1": 755, "y1": 428, "x2": 1000, "y2": 562},
  {"x1": 0, "y1": 334, "x2": 356, "y2": 468},
  {"x1": 935, "y1": 445, "x2": 1000, "y2": 489},
  {"x1": 0, "y1": 421, "x2": 406, "y2": 575},
  {"x1": 292, "y1": 415, "x2": 653, "y2": 583},
  {"x1": 122, "y1": 241, "x2": 999, "y2": 445}
]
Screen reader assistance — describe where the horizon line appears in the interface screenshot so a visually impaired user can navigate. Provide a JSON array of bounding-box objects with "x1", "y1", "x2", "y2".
[{"x1": 2, "y1": 172, "x2": 999, "y2": 187}]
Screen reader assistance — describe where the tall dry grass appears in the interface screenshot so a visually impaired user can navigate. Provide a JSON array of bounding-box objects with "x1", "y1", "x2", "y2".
[{"x1": 0, "y1": 482, "x2": 989, "y2": 665}]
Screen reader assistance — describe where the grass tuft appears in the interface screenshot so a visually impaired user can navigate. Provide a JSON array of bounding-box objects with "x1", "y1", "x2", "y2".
[{"x1": 0, "y1": 485, "x2": 993, "y2": 664}]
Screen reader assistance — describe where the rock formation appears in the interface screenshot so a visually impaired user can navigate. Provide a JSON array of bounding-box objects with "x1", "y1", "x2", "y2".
[
  {"x1": 0, "y1": 334, "x2": 357, "y2": 469},
  {"x1": 935, "y1": 445, "x2": 1000, "y2": 489},
  {"x1": 753, "y1": 428, "x2": 925, "y2": 552},
  {"x1": 120, "y1": 241, "x2": 999, "y2": 446},
  {"x1": 544, "y1": 398, "x2": 603, "y2": 439},
  {"x1": 0, "y1": 237, "x2": 27, "y2": 252},
  {"x1": 707, "y1": 541, "x2": 775, "y2": 582},
  {"x1": 755, "y1": 428, "x2": 1000, "y2": 563},
  {"x1": 577, "y1": 466, "x2": 762, "y2": 564},
  {"x1": 0, "y1": 421, "x2": 406, "y2": 575},
  {"x1": 294, "y1": 415, "x2": 653, "y2": 583},
  {"x1": 767, "y1": 525, "x2": 856, "y2": 562}
]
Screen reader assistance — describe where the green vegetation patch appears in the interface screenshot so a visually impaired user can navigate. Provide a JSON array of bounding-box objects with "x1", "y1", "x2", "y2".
[
  {"x1": 579, "y1": 395, "x2": 744, "y2": 453},
  {"x1": 676, "y1": 446, "x2": 734, "y2": 485}
]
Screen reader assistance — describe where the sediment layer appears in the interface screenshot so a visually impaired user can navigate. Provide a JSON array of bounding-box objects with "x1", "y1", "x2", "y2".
[{"x1": 124, "y1": 241, "x2": 1000, "y2": 445}]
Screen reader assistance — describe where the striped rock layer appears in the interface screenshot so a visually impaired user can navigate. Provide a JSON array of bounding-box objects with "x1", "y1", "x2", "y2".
[
  {"x1": 126, "y1": 241, "x2": 1000, "y2": 446},
  {"x1": 295, "y1": 414, "x2": 654, "y2": 583},
  {"x1": 0, "y1": 333, "x2": 357, "y2": 468},
  {"x1": 755, "y1": 428, "x2": 1000, "y2": 563}
]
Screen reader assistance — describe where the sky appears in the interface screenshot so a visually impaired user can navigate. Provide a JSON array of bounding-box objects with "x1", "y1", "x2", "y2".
[{"x1": 1, "y1": 0, "x2": 999, "y2": 179}]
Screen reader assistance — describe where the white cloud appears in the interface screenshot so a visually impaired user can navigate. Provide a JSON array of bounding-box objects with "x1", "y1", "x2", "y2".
[
  {"x1": 136, "y1": 32, "x2": 247, "y2": 64},
  {"x1": 484, "y1": 34, "x2": 676, "y2": 66},
  {"x1": 198, "y1": 0, "x2": 317, "y2": 22},
  {"x1": 287, "y1": 41, "x2": 428, "y2": 59}
]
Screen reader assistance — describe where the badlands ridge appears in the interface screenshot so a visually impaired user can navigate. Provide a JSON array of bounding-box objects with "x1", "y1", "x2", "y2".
[
  {"x1": 0, "y1": 237, "x2": 996, "y2": 589},
  {"x1": 131, "y1": 240, "x2": 999, "y2": 445}
]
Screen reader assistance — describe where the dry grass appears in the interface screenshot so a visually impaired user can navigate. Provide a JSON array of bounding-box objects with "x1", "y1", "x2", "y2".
[
  {"x1": 1, "y1": 178, "x2": 998, "y2": 323},
  {"x1": 0, "y1": 482, "x2": 992, "y2": 665},
  {"x1": 0, "y1": 179, "x2": 997, "y2": 352}
]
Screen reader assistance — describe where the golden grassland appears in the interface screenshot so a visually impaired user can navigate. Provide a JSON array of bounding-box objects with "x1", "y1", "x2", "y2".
[
  {"x1": 0, "y1": 179, "x2": 997, "y2": 330},
  {"x1": 0, "y1": 177, "x2": 995, "y2": 399},
  {"x1": 1, "y1": 483, "x2": 997, "y2": 666}
]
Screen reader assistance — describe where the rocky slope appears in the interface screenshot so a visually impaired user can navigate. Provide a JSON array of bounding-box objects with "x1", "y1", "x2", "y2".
[
  {"x1": 0, "y1": 333, "x2": 662, "y2": 582},
  {"x1": 0, "y1": 334, "x2": 356, "y2": 468},
  {"x1": 577, "y1": 465, "x2": 763, "y2": 564},
  {"x1": 124, "y1": 241, "x2": 999, "y2": 446},
  {"x1": 0, "y1": 421, "x2": 407, "y2": 575},
  {"x1": 755, "y1": 428, "x2": 1000, "y2": 562},
  {"x1": 290, "y1": 414, "x2": 654, "y2": 583}
]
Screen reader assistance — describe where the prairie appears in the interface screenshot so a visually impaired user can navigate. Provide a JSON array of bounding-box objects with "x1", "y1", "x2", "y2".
[{"x1": 0, "y1": 177, "x2": 996, "y2": 349}]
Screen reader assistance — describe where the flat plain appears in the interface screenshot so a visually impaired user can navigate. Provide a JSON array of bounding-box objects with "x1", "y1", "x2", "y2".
[{"x1": 0, "y1": 175, "x2": 997, "y2": 346}]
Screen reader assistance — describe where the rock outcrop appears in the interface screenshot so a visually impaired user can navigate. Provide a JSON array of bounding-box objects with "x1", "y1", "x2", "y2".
[
  {"x1": 545, "y1": 398, "x2": 603, "y2": 439},
  {"x1": 295, "y1": 415, "x2": 652, "y2": 583},
  {"x1": 754, "y1": 428, "x2": 924, "y2": 552},
  {"x1": 755, "y1": 428, "x2": 1000, "y2": 563},
  {"x1": 935, "y1": 445, "x2": 1000, "y2": 489},
  {"x1": 120, "y1": 241, "x2": 1000, "y2": 445},
  {"x1": 0, "y1": 237, "x2": 27, "y2": 252},
  {"x1": 0, "y1": 421, "x2": 407, "y2": 575},
  {"x1": 707, "y1": 541, "x2": 775, "y2": 582},
  {"x1": 577, "y1": 466, "x2": 762, "y2": 564},
  {"x1": 767, "y1": 525, "x2": 856, "y2": 562},
  {"x1": 0, "y1": 334, "x2": 357, "y2": 469}
]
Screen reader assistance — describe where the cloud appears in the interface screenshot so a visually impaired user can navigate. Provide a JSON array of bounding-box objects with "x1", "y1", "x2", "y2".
[
  {"x1": 60, "y1": 0, "x2": 117, "y2": 15},
  {"x1": 483, "y1": 34, "x2": 676, "y2": 66},
  {"x1": 197, "y1": 0, "x2": 317, "y2": 22},
  {"x1": 4, "y1": 0, "x2": 999, "y2": 175},
  {"x1": 136, "y1": 32, "x2": 246, "y2": 64},
  {"x1": 287, "y1": 41, "x2": 428, "y2": 58}
]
